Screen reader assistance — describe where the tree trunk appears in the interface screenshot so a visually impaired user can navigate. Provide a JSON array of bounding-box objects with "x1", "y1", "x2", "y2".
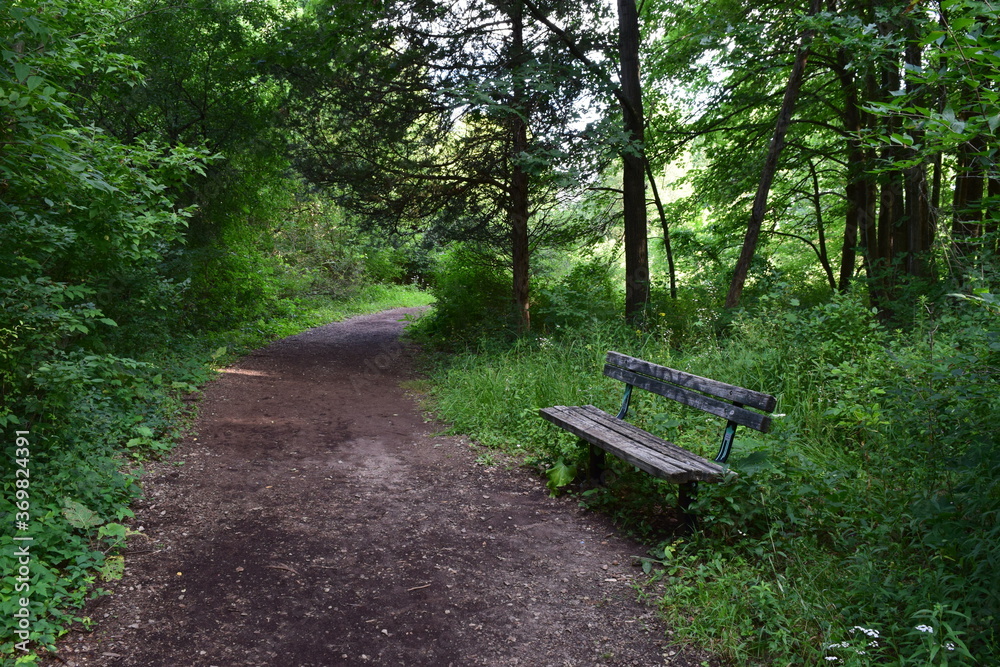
[
  {"x1": 724, "y1": 0, "x2": 819, "y2": 309},
  {"x1": 617, "y1": 0, "x2": 649, "y2": 320},
  {"x1": 952, "y1": 134, "x2": 985, "y2": 268},
  {"x1": 521, "y1": 0, "x2": 650, "y2": 314},
  {"x1": 988, "y1": 175, "x2": 1000, "y2": 255},
  {"x1": 834, "y1": 51, "x2": 872, "y2": 293},
  {"x1": 645, "y1": 161, "x2": 677, "y2": 299},
  {"x1": 809, "y1": 160, "x2": 836, "y2": 290},
  {"x1": 509, "y1": 0, "x2": 531, "y2": 330},
  {"x1": 903, "y1": 25, "x2": 932, "y2": 279}
]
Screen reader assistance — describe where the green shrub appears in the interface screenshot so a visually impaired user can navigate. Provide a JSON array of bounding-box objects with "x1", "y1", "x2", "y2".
[
  {"x1": 533, "y1": 257, "x2": 619, "y2": 330},
  {"x1": 410, "y1": 244, "x2": 515, "y2": 344}
]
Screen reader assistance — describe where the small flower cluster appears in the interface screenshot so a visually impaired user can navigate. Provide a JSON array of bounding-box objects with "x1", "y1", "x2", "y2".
[
  {"x1": 824, "y1": 626, "x2": 881, "y2": 663},
  {"x1": 913, "y1": 624, "x2": 958, "y2": 651}
]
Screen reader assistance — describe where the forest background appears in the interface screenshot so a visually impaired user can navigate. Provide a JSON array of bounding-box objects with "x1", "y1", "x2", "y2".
[{"x1": 1, "y1": 0, "x2": 997, "y2": 665}]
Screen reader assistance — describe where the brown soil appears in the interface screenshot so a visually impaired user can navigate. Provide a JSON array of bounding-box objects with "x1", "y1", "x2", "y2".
[{"x1": 44, "y1": 308, "x2": 717, "y2": 667}]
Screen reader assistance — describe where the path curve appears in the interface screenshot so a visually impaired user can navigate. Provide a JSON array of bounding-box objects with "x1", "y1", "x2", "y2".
[{"x1": 46, "y1": 309, "x2": 712, "y2": 667}]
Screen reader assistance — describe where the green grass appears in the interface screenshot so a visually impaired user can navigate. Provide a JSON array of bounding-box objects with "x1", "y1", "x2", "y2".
[{"x1": 422, "y1": 292, "x2": 999, "y2": 666}]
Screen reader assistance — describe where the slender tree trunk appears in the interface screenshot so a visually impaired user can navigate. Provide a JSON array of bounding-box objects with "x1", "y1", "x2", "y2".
[
  {"x1": 841, "y1": 179, "x2": 860, "y2": 290},
  {"x1": 509, "y1": 0, "x2": 531, "y2": 330},
  {"x1": 520, "y1": 0, "x2": 651, "y2": 314},
  {"x1": 834, "y1": 51, "x2": 869, "y2": 292},
  {"x1": 988, "y1": 176, "x2": 1000, "y2": 255},
  {"x1": 856, "y1": 65, "x2": 882, "y2": 291},
  {"x1": 903, "y1": 25, "x2": 932, "y2": 279},
  {"x1": 645, "y1": 161, "x2": 677, "y2": 299},
  {"x1": 724, "y1": 0, "x2": 819, "y2": 309},
  {"x1": 618, "y1": 0, "x2": 649, "y2": 320},
  {"x1": 809, "y1": 160, "x2": 836, "y2": 290}
]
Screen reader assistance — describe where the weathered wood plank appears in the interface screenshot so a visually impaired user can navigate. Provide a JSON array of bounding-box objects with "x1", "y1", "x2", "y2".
[
  {"x1": 605, "y1": 351, "x2": 777, "y2": 413},
  {"x1": 577, "y1": 406, "x2": 721, "y2": 473},
  {"x1": 540, "y1": 406, "x2": 692, "y2": 477},
  {"x1": 604, "y1": 365, "x2": 773, "y2": 433},
  {"x1": 539, "y1": 405, "x2": 726, "y2": 483}
]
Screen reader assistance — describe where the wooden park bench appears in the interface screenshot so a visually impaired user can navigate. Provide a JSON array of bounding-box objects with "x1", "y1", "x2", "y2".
[{"x1": 539, "y1": 351, "x2": 776, "y2": 516}]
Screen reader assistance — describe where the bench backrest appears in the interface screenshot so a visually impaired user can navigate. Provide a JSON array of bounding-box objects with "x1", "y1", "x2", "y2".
[{"x1": 604, "y1": 351, "x2": 776, "y2": 433}]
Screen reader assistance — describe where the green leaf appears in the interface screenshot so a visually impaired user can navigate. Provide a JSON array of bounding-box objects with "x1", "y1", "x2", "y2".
[
  {"x1": 24, "y1": 15, "x2": 45, "y2": 35},
  {"x1": 100, "y1": 555, "x2": 125, "y2": 581},
  {"x1": 26, "y1": 75, "x2": 44, "y2": 91},
  {"x1": 733, "y1": 450, "x2": 773, "y2": 475},
  {"x1": 545, "y1": 458, "x2": 577, "y2": 495},
  {"x1": 13, "y1": 61, "x2": 30, "y2": 83},
  {"x1": 98, "y1": 523, "x2": 128, "y2": 541},
  {"x1": 62, "y1": 500, "x2": 103, "y2": 529}
]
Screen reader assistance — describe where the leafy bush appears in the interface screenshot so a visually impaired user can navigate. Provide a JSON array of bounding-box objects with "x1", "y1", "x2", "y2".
[
  {"x1": 533, "y1": 257, "x2": 619, "y2": 330},
  {"x1": 410, "y1": 244, "x2": 515, "y2": 344}
]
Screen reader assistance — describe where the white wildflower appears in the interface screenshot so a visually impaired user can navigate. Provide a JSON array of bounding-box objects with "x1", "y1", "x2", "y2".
[
  {"x1": 915, "y1": 624, "x2": 934, "y2": 634},
  {"x1": 852, "y1": 626, "x2": 880, "y2": 638}
]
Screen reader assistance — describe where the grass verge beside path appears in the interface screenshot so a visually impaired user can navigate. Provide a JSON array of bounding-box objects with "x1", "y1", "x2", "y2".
[{"x1": 421, "y1": 297, "x2": 998, "y2": 667}]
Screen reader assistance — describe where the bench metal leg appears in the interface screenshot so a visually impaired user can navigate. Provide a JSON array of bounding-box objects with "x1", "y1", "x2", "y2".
[
  {"x1": 678, "y1": 482, "x2": 698, "y2": 530},
  {"x1": 588, "y1": 443, "x2": 606, "y2": 484}
]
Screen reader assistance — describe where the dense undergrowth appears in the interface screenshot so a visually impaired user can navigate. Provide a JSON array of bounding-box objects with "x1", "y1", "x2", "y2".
[{"x1": 417, "y1": 263, "x2": 999, "y2": 666}]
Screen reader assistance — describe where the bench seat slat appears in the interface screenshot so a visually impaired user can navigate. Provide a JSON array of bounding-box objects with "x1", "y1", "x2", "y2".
[
  {"x1": 576, "y1": 406, "x2": 723, "y2": 472},
  {"x1": 543, "y1": 405, "x2": 698, "y2": 470},
  {"x1": 539, "y1": 405, "x2": 726, "y2": 484},
  {"x1": 604, "y1": 365, "x2": 772, "y2": 433},
  {"x1": 606, "y1": 351, "x2": 777, "y2": 413}
]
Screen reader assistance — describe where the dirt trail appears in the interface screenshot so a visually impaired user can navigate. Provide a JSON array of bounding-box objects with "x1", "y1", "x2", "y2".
[{"x1": 46, "y1": 309, "x2": 714, "y2": 667}]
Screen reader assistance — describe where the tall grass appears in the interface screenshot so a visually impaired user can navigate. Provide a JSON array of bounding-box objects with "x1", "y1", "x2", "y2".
[{"x1": 423, "y1": 289, "x2": 999, "y2": 666}]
